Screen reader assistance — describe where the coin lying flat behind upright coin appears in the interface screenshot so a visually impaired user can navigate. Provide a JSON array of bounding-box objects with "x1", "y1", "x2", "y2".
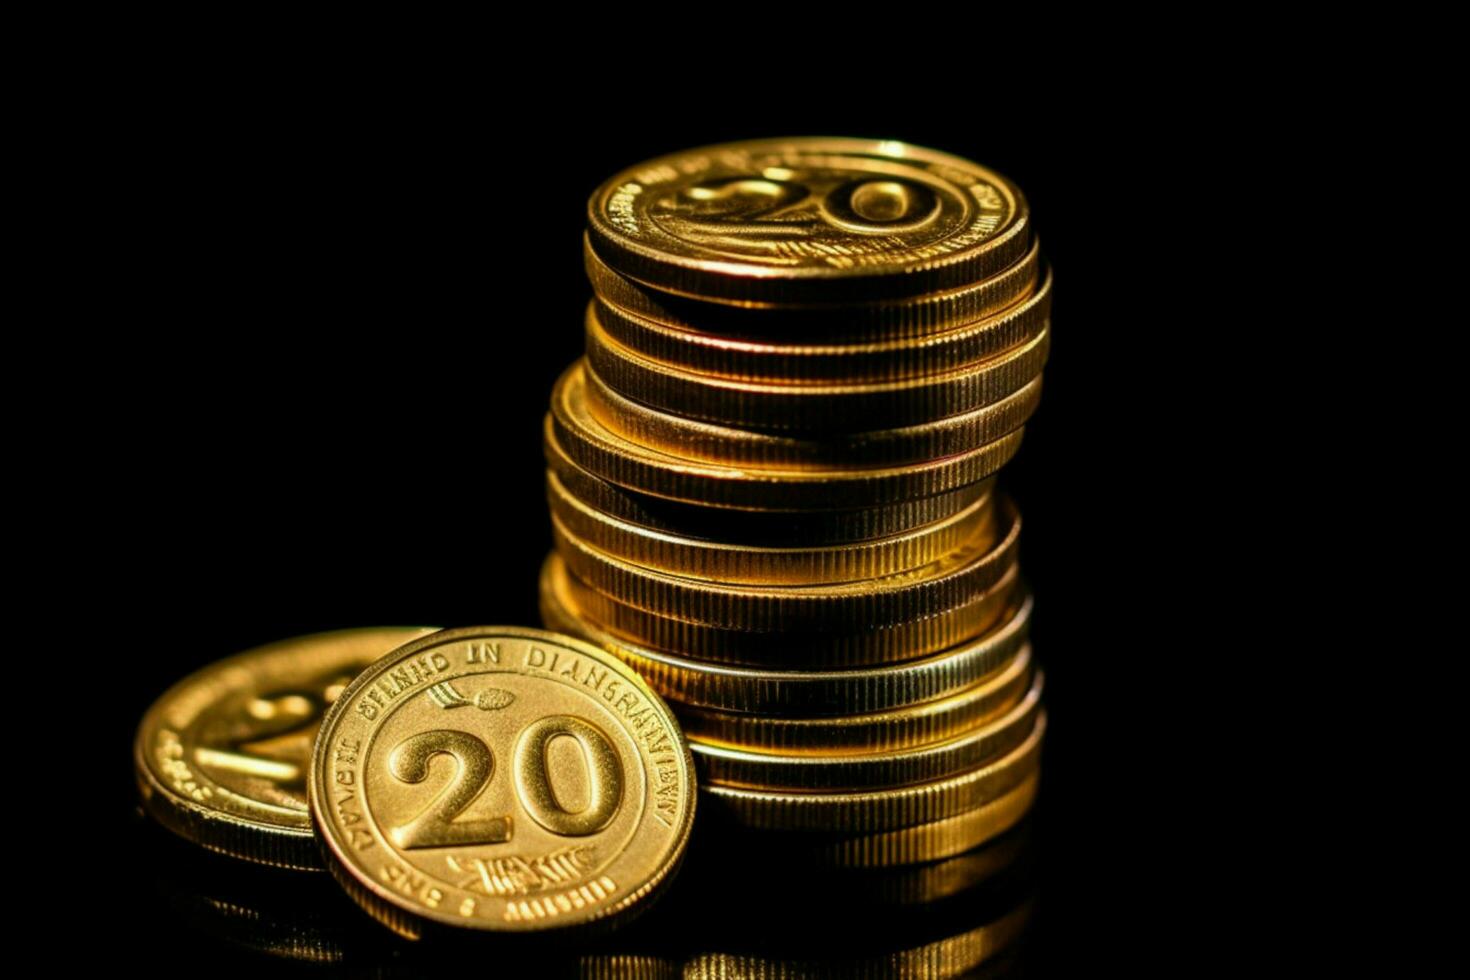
[
  {"x1": 133, "y1": 627, "x2": 440, "y2": 871},
  {"x1": 308, "y1": 627, "x2": 696, "y2": 937}
]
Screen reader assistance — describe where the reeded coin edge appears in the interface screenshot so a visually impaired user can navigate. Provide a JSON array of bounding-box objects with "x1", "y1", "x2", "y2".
[{"x1": 539, "y1": 551, "x2": 1035, "y2": 710}]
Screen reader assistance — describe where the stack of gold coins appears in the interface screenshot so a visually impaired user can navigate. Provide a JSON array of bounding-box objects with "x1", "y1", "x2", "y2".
[{"x1": 540, "y1": 136, "x2": 1050, "y2": 866}]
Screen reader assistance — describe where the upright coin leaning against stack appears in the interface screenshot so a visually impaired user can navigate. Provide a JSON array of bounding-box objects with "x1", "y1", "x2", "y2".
[{"x1": 540, "y1": 136, "x2": 1051, "y2": 865}]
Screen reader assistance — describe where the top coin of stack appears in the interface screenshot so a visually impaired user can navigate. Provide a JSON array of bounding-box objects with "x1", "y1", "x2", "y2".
[{"x1": 542, "y1": 136, "x2": 1050, "y2": 864}]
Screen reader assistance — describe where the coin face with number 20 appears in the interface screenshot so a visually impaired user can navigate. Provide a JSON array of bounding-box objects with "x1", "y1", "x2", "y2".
[{"x1": 309, "y1": 627, "x2": 696, "y2": 936}]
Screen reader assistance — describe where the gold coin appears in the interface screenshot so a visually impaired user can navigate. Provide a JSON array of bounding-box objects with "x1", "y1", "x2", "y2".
[
  {"x1": 549, "y1": 424, "x2": 994, "y2": 544},
  {"x1": 544, "y1": 550, "x2": 1020, "y2": 668},
  {"x1": 585, "y1": 137, "x2": 1031, "y2": 304},
  {"x1": 584, "y1": 229, "x2": 1041, "y2": 340},
  {"x1": 810, "y1": 771, "x2": 1040, "y2": 868},
  {"x1": 551, "y1": 496, "x2": 1019, "y2": 631},
  {"x1": 133, "y1": 627, "x2": 439, "y2": 871},
  {"x1": 680, "y1": 645, "x2": 1031, "y2": 753},
  {"x1": 682, "y1": 902, "x2": 1030, "y2": 979},
  {"x1": 589, "y1": 265, "x2": 1051, "y2": 382},
  {"x1": 548, "y1": 388, "x2": 1014, "y2": 513},
  {"x1": 586, "y1": 308, "x2": 1050, "y2": 432},
  {"x1": 308, "y1": 627, "x2": 696, "y2": 936},
  {"x1": 691, "y1": 673, "x2": 1042, "y2": 791},
  {"x1": 540, "y1": 557, "x2": 1034, "y2": 713},
  {"x1": 548, "y1": 467, "x2": 996, "y2": 585},
  {"x1": 702, "y1": 711, "x2": 1044, "y2": 832},
  {"x1": 584, "y1": 358, "x2": 1041, "y2": 468}
]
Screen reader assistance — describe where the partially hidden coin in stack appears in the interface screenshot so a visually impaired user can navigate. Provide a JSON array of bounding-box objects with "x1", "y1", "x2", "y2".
[{"x1": 540, "y1": 137, "x2": 1052, "y2": 867}]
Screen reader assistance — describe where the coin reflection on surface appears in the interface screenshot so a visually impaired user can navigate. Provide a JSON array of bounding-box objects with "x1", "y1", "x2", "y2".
[
  {"x1": 135, "y1": 794, "x2": 1037, "y2": 973},
  {"x1": 134, "y1": 808, "x2": 392, "y2": 964},
  {"x1": 659, "y1": 817, "x2": 1037, "y2": 978}
]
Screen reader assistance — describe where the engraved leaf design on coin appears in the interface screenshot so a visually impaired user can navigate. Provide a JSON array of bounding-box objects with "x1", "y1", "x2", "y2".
[{"x1": 427, "y1": 680, "x2": 517, "y2": 711}]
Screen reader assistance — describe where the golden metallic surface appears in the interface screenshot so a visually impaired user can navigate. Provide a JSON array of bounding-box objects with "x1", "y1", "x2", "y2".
[
  {"x1": 691, "y1": 674, "x2": 1042, "y2": 791},
  {"x1": 549, "y1": 374, "x2": 1025, "y2": 508},
  {"x1": 589, "y1": 265, "x2": 1051, "y2": 382},
  {"x1": 308, "y1": 627, "x2": 695, "y2": 936},
  {"x1": 682, "y1": 902, "x2": 1030, "y2": 979},
  {"x1": 548, "y1": 467, "x2": 996, "y2": 585},
  {"x1": 547, "y1": 422, "x2": 994, "y2": 545},
  {"x1": 551, "y1": 497, "x2": 1020, "y2": 631},
  {"x1": 810, "y1": 771, "x2": 1040, "y2": 868},
  {"x1": 585, "y1": 137, "x2": 1030, "y2": 304},
  {"x1": 540, "y1": 558, "x2": 1034, "y2": 714},
  {"x1": 585, "y1": 359, "x2": 1041, "y2": 468},
  {"x1": 586, "y1": 308, "x2": 1051, "y2": 432},
  {"x1": 584, "y1": 230, "x2": 1040, "y2": 340},
  {"x1": 679, "y1": 646, "x2": 1031, "y2": 753},
  {"x1": 133, "y1": 627, "x2": 439, "y2": 871},
  {"x1": 701, "y1": 711, "x2": 1044, "y2": 832},
  {"x1": 545, "y1": 550, "x2": 1020, "y2": 669}
]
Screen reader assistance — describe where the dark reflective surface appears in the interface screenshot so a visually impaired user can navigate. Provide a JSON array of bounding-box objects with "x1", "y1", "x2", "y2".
[{"x1": 128, "y1": 800, "x2": 1040, "y2": 976}]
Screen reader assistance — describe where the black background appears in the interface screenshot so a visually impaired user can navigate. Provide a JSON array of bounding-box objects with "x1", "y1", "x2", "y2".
[{"x1": 96, "y1": 81, "x2": 1213, "y2": 972}]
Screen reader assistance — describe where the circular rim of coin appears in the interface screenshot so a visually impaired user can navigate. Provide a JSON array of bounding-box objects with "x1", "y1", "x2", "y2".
[
  {"x1": 551, "y1": 496, "x2": 1020, "y2": 631},
  {"x1": 548, "y1": 425, "x2": 994, "y2": 543},
  {"x1": 585, "y1": 136, "x2": 1031, "y2": 304},
  {"x1": 548, "y1": 364, "x2": 1027, "y2": 509},
  {"x1": 584, "y1": 358, "x2": 1043, "y2": 469},
  {"x1": 133, "y1": 626, "x2": 440, "y2": 871},
  {"x1": 585, "y1": 307, "x2": 1051, "y2": 432},
  {"x1": 307, "y1": 626, "x2": 697, "y2": 935},
  {"x1": 583, "y1": 230, "x2": 1042, "y2": 338},
  {"x1": 701, "y1": 711, "x2": 1044, "y2": 832},
  {"x1": 540, "y1": 554, "x2": 1034, "y2": 713},
  {"x1": 588, "y1": 264, "x2": 1051, "y2": 382},
  {"x1": 680, "y1": 645, "x2": 1031, "y2": 754},
  {"x1": 547, "y1": 467, "x2": 996, "y2": 585},
  {"x1": 691, "y1": 673, "x2": 1043, "y2": 791}
]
